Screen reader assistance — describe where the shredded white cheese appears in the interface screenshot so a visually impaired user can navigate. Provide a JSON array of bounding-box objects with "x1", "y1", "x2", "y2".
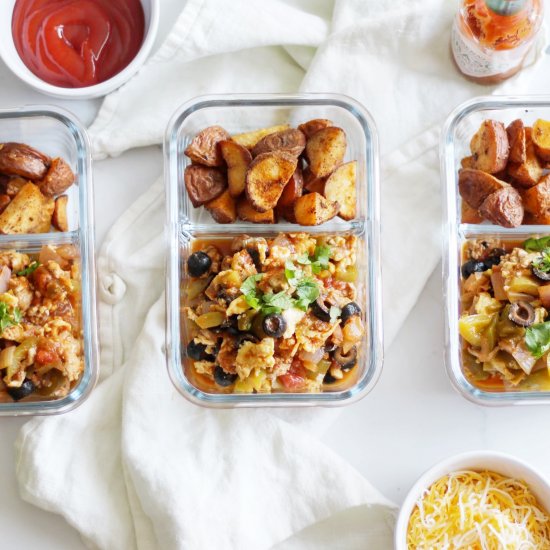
[{"x1": 407, "y1": 470, "x2": 550, "y2": 549}]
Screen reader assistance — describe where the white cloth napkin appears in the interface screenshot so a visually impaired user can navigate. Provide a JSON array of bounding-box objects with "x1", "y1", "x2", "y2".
[{"x1": 15, "y1": 0, "x2": 548, "y2": 549}]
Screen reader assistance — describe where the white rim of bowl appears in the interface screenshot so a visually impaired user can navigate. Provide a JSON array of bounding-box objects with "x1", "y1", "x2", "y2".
[
  {"x1": 0, "y1": 0, "x2": 160, "y2": 98},
  {"x1": 394, "y1": 450, "x2": 550, "y2": 549}
]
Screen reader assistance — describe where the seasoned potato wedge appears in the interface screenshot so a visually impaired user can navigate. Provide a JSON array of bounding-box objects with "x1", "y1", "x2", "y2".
[
  {"x1": 184, "y1": 165, "x2": 227, "y2": 207},
  {"x1": 294, "y1": 192, "x2": 339, "y2": 226},
  {"x1": 0, "y1": 183, "x2": 54, "y2": 234},
  {"x1": 458, "y1": 168, "x2": 508, "y2": 209},
  {"x1": 0, "y1": 195, "x2": 10, "y2": 214},
  {"x1": 184, "y1": 126, "x2": 230, "y2": 167},
  {"x1": 507, "y1": 128, "x2": 542, "y2": 188},
  {"x1": 38, "y1": 157, "x2": 75, "y2": 197},
  {"x1": 324, "y1": 161, "x2": 356, "y2": 221},
  {"x1": 460, "y1": 156, "x2": 476, "y2": 169},
  {"x1": 532, "y1": 119, "x2": 550, "y2": 162},
  {"x1": 205, "y1": 190, "x2": 237, "y2": 223},
  {"x1": 220, "y1": 140, "x2": 252, "y2": 197},
  {"x1": 237, "y1": 198, "x2": 275, "y2": 223},
  {"x1": 521, "y1": 174, "x2": 550, "y2": 219},
  {"x1": 507, "y1": 119, "x2": 526, "y2": 164},
  {"x1": 232, "y1": 124, "x2": 290, "y2": 150},
  {"x1": 524, "y1": 211, "x2": 550, "y2": 224},
  {"x1": 52, "y1": 195, "x2": 69, "y2": 232},
  {"x1": 305, "y1": 127, "x2": 347, "y2": 178},
  {"x1": 461, "y1": 201, "x2": 484, "y2": 224},
  {"x1": 302, "y1": 167, "x2": 326, "y2": 194},
  {"x1": 5, "y1": 177, "x2": 28, "y2": 198},
  {"x1": 252, "y1": 129, "x2": 306, "y2": 158},
  {"x1": 478, "y1": 187, "x2": 523, "y2": 228},
  {"x1": 298, "y1": 119, "x2": 333, "y2": 139},
  {"x1": 276, "y1": 166, "x2": 303, "y2": 222},
  {"x1": 245, "y1": 151, "x2": 297, "y2": 212},
  {"x1": 0, "y1": 143, "x2": 49, "y2": 180},
  {"x1": 469, "y1": 120, "x2": 509, "y2": 174}
]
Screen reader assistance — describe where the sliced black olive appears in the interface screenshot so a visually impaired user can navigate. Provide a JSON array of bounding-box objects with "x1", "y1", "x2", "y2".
[
  {"x1": 262, "y1": 314, "x2": 287, "y2": 338},
  {"x1": 235, "y1": 332, "x2": 260, "y2": 346},
  {"x1": 341, "y1": 302, "x2": 361, "y2": 323},
  {"x1": 213, "y1": 365, "x2": 238, "y2": 387},
  {"x1": 186, "y1": 340, "x2": 208, "y2": 360},
  {"x1": 7, "y1": 379, "x2": 35, "y2": 401},
  {"x1": 214, "y1": 315, "x2": 239, "y2": 335},
  {"x1": 323, "y1": 370, "x2": 337, "y2": 384},
  {"x1": 333, "y1": 346, "x2": 357, "y2": 371},
  {"x1": 246, "y1": 248, "x2": 262, "y2": 271},
  {"x1": 484, "y1": 248, "x2": 506, "y2": 268},
  {"x1": 324, "y1": 342, "x2": 338, "y2": 354},
  {"x1": 311, "y1": 297, "x2": 331, "y2": 322},
  {"x1": 532, "y1": 261, "x2": 550, "y2": 281},
  {"x1": 187, "y1": 251, "x2": 212, "y2": 277},
  {"x1": 509, "y1": 301, "x2": 536, "y2": 327},
  {"x1": 461, "y1": 260, "x2": 487, "y2": 279}
]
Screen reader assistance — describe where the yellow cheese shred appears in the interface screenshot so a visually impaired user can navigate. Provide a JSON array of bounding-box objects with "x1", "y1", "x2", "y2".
[{"x1": 407, "y1": 470, "x2": 550, "y2": 549}]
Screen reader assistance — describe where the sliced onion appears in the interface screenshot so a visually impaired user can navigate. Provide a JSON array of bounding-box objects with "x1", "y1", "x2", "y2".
[
  {"x1": 0, "y1": 266, "x2": 11, "y2": 293},
  {"x1": 39, "y1": 245, "x2": 66, "y2": 268},
  {"x1": 299, "y1": 347, "x2": 324, "y2": 364}
]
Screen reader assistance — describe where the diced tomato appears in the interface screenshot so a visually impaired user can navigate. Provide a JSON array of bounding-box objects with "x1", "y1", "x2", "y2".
[
  {"x1": 279, "y1": 359, "x2": 307, "y2": 390},
  {"x1": 35, "y1": 348, "x2": 59, "y2": 365}
]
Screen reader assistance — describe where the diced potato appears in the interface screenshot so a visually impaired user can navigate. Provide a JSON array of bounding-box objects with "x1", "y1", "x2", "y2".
[
  {"x1": 205, "y1": 189, "x2": 237, "y2": 224},
  {"x1": 491, "y1": 269, "x2": 507, "y2": 301},
  {"x1": 458, "y1": 168, "x2": 508, "y2": 209},
  {"x1": 196, "y1": 311, "x2": 225, "y2": 329},
  {"x1": 324, "y1": 161, "x2": 356, "y2": 220},
  {"x1": 532, "y1": 118, "x2": 550, "y2": 162},
  {"x1": 508, "y1": 276, "x2": 539, "y2": 296},
  {"x1": 460, "y1": 156, "x2": 475, "y2": 169},
  {"x1": 459, "y1": 314, "x2": 494, "y2": 347},
  {"x1": 478, "y1": 187, "x2": 523, "y2": 228},
  {"x1": 0, "y1": 195, "x2": 10, "y2": 214},
  {"x1": 184, "y1": 165, "x2": 227, "y2": 207},
  {"x1": 469, "y1": 120, "x2": 509, "y2": 174},
  {"x1": 539, "y1": 284, "x2": 550, "y2": 309},
  {"x1": 302, "y1": 167, "x2": 326, "y2": 194},
  {"x1": 245, "y1": 151, "x2": 297, "y2": 212},
  {"x1": 507, "y1": 119, "x2": 526, "y2": 164},
  {"x1": 461, "y1": 201, "x2": 483, "y2": 224},
  {"x1": 237, "y1": 197, "x2": 275, "y2": 223},
  {"x1": 305, "y1": 126, "x2": 347, "y2": 178},
  {"x1": 507, "y1": 128, "x2": 543, "y2": 188},
  {"x1": 184, "y1": 126, "x2": 230, "y2": 167},
  {"x1": 522, "y1": 174, "x2": 550, "y2": 219},
  {"x1": 275, "y1": 166, "x2": 303, "y2": 223},
  {"x1": 52, "y1": 194, "x2": 69, "y2": 232},
  {"x1": 220, "y1": 140, "x2": 252, "y2": 197},
  {"x1": 298, "y1": 119, "x2": 333, "y2": 139},
  {"x1": 0, "y1": 183, "x2": 54, "y2": 234},
  {"x1": 293, "y1": 192, "x2": 339, "y2": 226},
  {"x1": 38, "y1": 157, "x2": 75, "y2": 197},
  {"x1": 252, "y1": 129, "x2": 305, "y2": 158},
  {"x1": 232, "y1": 124, "x2": 290, "y2": 150}
]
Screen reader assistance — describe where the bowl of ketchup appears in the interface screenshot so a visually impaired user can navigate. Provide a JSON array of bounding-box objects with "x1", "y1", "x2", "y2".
[{"x1": 0, "y1": 0, "x2": 159, "y2": 99}]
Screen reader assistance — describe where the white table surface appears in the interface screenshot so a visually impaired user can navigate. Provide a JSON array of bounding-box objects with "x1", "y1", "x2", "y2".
[{"x1": 3, "y1": 36, "x2": 550, "y2": 550}]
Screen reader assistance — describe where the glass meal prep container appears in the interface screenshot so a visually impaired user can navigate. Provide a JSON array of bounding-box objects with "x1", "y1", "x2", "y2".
[
  {"x1": 0, "y1": 105, "x2": 98, "y2": 415},
  {"x1": 443, "y1": 95, "x2": 550, "y2": 405},
  {"x1": 165, "y1": 93, "x2": 383, "y2": 407}
]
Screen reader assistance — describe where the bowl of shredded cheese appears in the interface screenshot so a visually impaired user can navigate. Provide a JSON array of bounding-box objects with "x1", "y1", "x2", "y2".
[{"x1": 395, "y1": 451, "x2": 550, "y2": 549}]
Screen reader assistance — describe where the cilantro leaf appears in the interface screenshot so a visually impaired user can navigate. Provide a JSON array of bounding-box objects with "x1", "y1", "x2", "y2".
[
  {"x1": 294, "y1": 278, "x2": 320, "y2": 311},
  {"x1": 240, "y1": 274, "x2": 264, "y2": 310},
  {"x1": 533, "y1": 248, "x2": 550, "y2": 273},
  {"x1": 296, "y1": 253, "x2": 311, "y2": 266},
  {"x1": 0, "y1": 303, "x2": 22, "y2": 333},
  {"x1": 524, "y1": 237, "x2": 550, "y2": 252},
  {"x1": 262, "y1": 291, "x2": 294, "y2": 313},
  {"x1": 525, "y1": 322, "x2": 550, "y2": 359},
  {"x1": 311, "y1": 245, "x2": 331, "y2": 274},
  {"x1": 285, "y1": 261, "x2": 303, "y2": 287},
  {"x1": 16, "y1": 261, "x2": 40, "y2": 277}
]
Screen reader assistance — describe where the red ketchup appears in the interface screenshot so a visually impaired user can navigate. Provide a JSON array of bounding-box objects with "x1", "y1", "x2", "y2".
[{"x1": 12, "y1": 0, "x2": 145, "y2": 88}]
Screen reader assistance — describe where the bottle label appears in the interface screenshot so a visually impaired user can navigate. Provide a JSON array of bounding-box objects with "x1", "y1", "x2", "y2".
[{"x1": 451, "y1": 21, "x2": 530, "y2": 78}]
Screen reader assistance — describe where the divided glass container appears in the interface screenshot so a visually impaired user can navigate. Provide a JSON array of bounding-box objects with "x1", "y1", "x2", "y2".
[
  {"x1": 165, "y1": 93, "x2": 382, "y2": 407},
  {"x1": 0, "y1": 105, "x2": 98, "y2": 415},
  {"x1": 442, "y1": 95, "x2": 550, "y2": 405}
]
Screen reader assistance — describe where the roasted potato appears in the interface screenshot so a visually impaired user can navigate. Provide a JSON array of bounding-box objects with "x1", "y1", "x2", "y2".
[
  {"x1": 184, "y1": 126, "x2": 230, "y2": 167},
  {"x1": 245, "y1": 151, "x2": 297, "y2": 212},
  {"x1": 521, "y1": 174, "x2": 550, "y2": 219},
  {"x1": 469, "y1": 120, "x2": 509, "y2": 174},
  {"x1": 38, "y1": 157, "x2": 75, "y2": 197},
  {"x1": 479, "y1": 187, "x2": 523, "y2": 228},
  {"x1": 5, "y1": 177, "x2": 28, "y2": 198},
  {"x1": 507, "y1": 128, "x2": 542, "y2": 188},
  {"x1": 302, "y1": 167, "x2": 326, "y2": 194},
  {"x1": 184, "y1": 165, "x2": 227, "y2": 207},
  {"x1": 220, "y1": 140, "x2": 252, "y2": 197},
  {"x1": 0, "y1": 183, "x2": 54, "y2": 234},
  {"x1": 52, "y1": 195, "x2": 69, "y2": 232},
  {"x1": 294, "y1": 192, "x2": 339, "y2": 226},
  {"x1": 237, "y1": 198, "x2": 275, "y2": 223},
  {"x1": 205, "y1": 190, "x2": 237, "y2": 224},
  {"x1": 460, "y1": 156, "x2": 476, "y2": 169},
  {"x1": 305, "y1": 127, "x2": 347, "y2": 178},
  {"x1": 461, "y1": 201, "x2": 484, "y2": 224},
  {"x1": 506, "y1": 119, "x2": 526, "y2": 164},
  {"x1": 0, "y1": 195, "x2": 10, "y2": 214},
  {"x1": 232, "y1": 124, "x2": 290, "y2": 149},
  {"x1": 298, "y1": 119, "x2": 333, "y2": 139},
  {"x1": 251, "y1": 129, "x2": 306, "y2": 158},
  {"x1": 324, "y1": 161, "x2": 356, "y2": 221},
  {"x1": 458, "y1": 168, "x2": 508, "y2": 209},
  {"x1": 276, "y1": 166, "x2": 303, "y2": 222},
  {"x1": 532, "y1": 119, "x2": 550, "y2": 162},
  {"x1": 0, "y1": 143, "x2": 49, "y2": 180}
]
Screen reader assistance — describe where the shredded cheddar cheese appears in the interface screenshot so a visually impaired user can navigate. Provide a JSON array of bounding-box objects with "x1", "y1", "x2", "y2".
[{"x1": 407, "y1": 470, "x2": 550, "y2": 549}]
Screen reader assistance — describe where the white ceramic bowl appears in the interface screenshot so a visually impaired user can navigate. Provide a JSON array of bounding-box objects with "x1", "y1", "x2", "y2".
[
  {"x1": 0, "y1": 0, "x2": 159, "y2": 100},
  {"x1": 395, "y1": 451, "x2": 550, "y2": 549}
]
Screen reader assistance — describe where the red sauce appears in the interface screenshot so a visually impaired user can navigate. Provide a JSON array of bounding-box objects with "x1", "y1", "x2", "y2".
[{"x1": 12, "y1": 0, "x2": 145, "y2": 88}]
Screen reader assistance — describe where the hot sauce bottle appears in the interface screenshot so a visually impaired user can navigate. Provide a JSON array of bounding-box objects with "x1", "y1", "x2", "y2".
[{"x1": 452, "y1": 0, "x2": 544, "y2": 84}]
